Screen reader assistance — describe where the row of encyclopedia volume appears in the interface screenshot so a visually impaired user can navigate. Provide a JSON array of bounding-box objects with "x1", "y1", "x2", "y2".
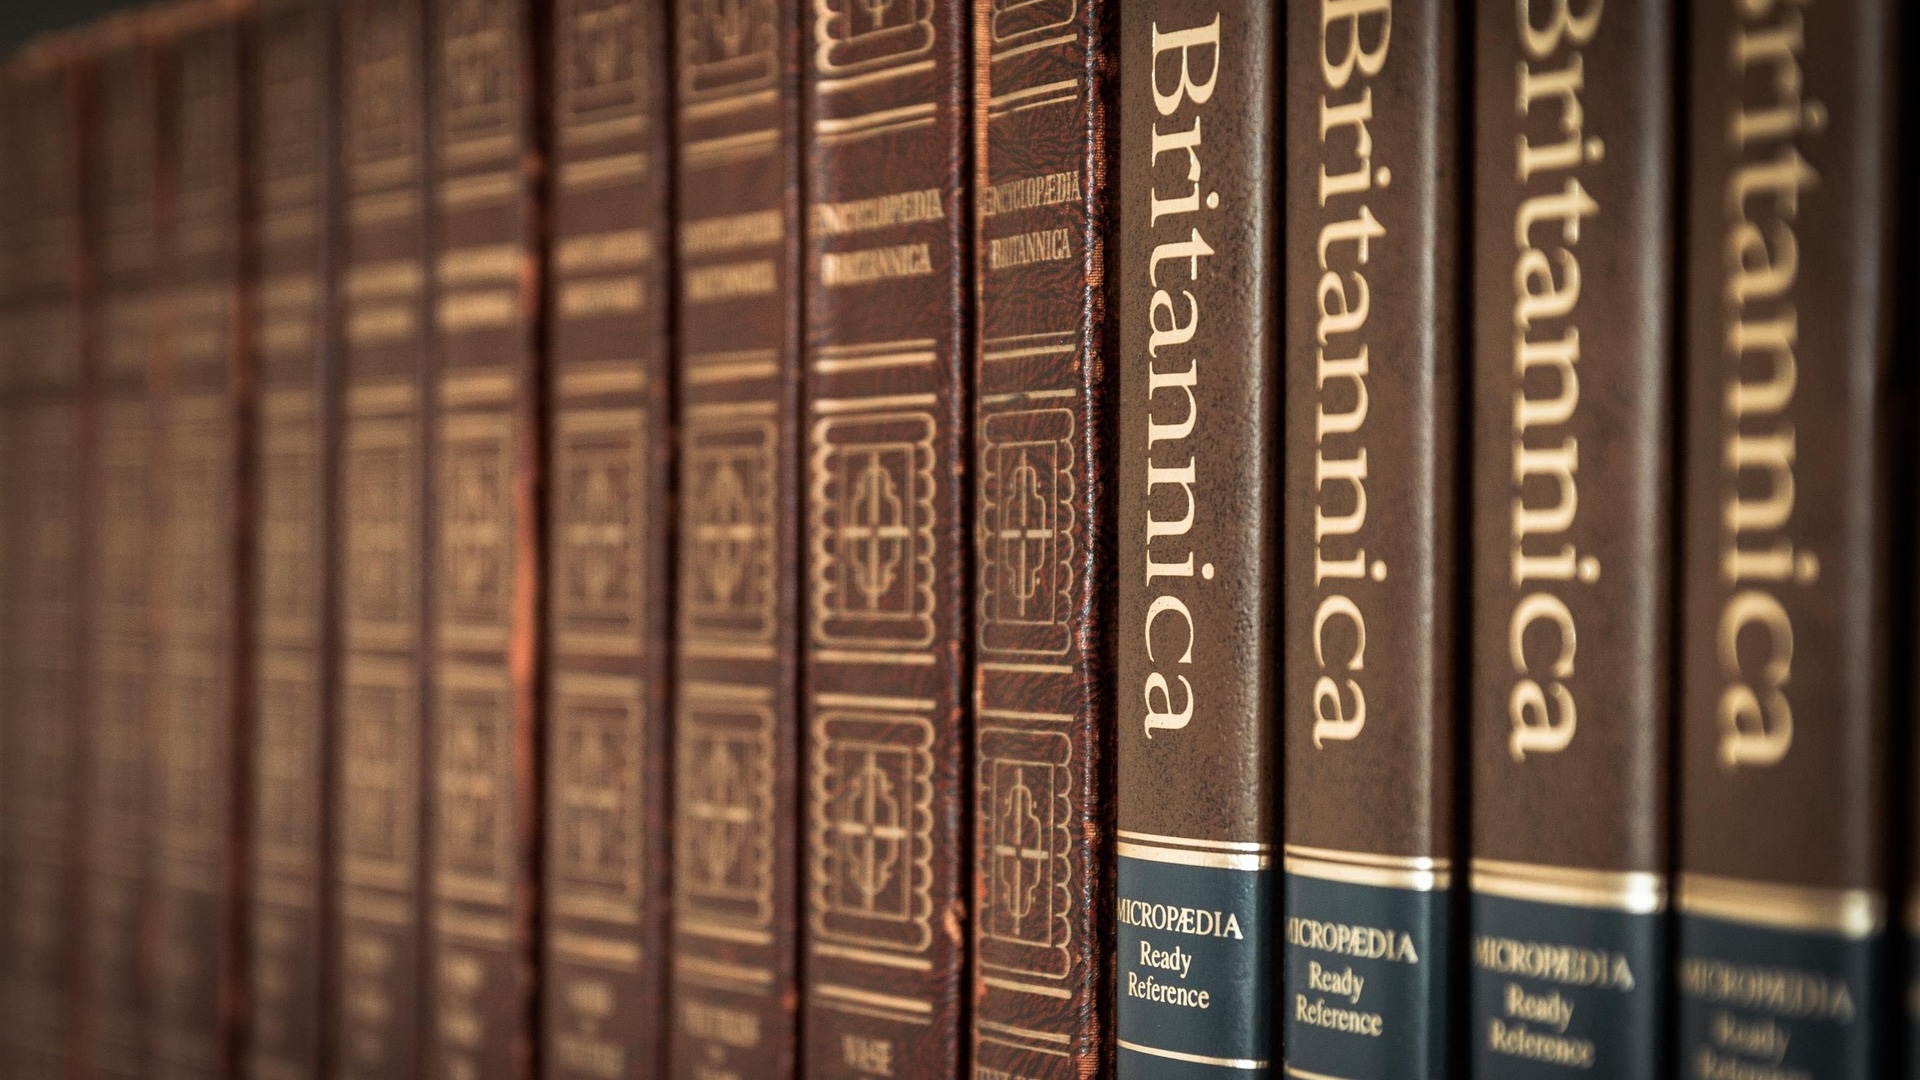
[{"x1": 0, "y1": 3, "x2": 1917, "y2": 1080}]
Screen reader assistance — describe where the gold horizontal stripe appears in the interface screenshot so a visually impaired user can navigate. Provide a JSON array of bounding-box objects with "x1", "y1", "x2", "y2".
[
  {"x1": 676, "y1": 955, "x2": 775, "y2": 987},
  {"x1": 988, "y1": 79, "x2": 1078, "y2": 109},
  {"x1": 1285, "y1": 845, "x2": 1451, "y2": 892},
  {"x1": 978, "y1": 1019, "x2": 1070, "y2": 1045},
  {"x1": 680, "y1": 639, "x2": 777, "y2": 659},
  {"x1": 980, "y1": 661, "x2": 1072, "y2": 675},
  {"x1": 1116, "y1": 830, "x2": 1272, "y2": 854},
  {"x1": 816, "y1": 59, "x2": 935, "y2": 95},
  {"x1": 557, "y1": 365, "x2": 645, "y2": 397},
  {"x1": 811, "y1": 942, "x2": 932, "y2": 971},
  {"x1": 560, "y1": 152, "x2": 648, "y2": 190},
  {"x1": 813, "y1": 101, "x2": 936, "y2": 135},
  {"x1": 1678, "y1": 873, "x2": 1883, "y2": 939},
  {"x1": 817, "y1": 117, "x2": 937, "y2": 147},
  {"x1": 814, "y1": 983, "x2": 931, "y2": 1014},
  {"x1": 812, "y1": 392, "x2": 938, "y2": 414},
  {"x1": 815, "y1": 648, "x2": 935, "y2": 666},
  {"x1": 981, "y1": 975, "x2": 1069, "y2": 1000},
  {"x1": 991, "y1": 33, "x2": 1076, "y2": 64},
  {"x1": 1471, "y1": 859, "x2": 1666, "y2": 915},
  {"x1": 676, "y1": 918, "x2": 773, "y2": 946},
  {"x1": 684, "y1": 128, "x2": 779, "y2": 168},
  {"x1": 439, "y1": 172, "x2": 519, "y2": 209},
  {"x1": 817, "y1": 337, "x2": 937, "y2": 358},
  {"x1": 682, "y1": 679, "x2": 774, "y2": 704},
  {"x1": 1286, "y1": 1065, "x2": 1358, "y2": 1080},
  {"x1": 813, "y1": 349, "x2": 935, "y2": 374},
  {"x1": 1118, "y1": 1040, "x2": 1267, "y2": 1071},
  {"x1": 551, "y1": 930, "x2": 641, "y2": 970},
  {"x1": 682, "y1": 88, "x2": 778, "y2": 121},
  {"x1": 688, "y1": 362, "x2": 776, "y2": 384},
  {"x1": 1118, "y1": 841, "x2": 1271, "y2": 872},
  {"x1": 815, "y1": 691, "x2": 933, "y2": 712}
]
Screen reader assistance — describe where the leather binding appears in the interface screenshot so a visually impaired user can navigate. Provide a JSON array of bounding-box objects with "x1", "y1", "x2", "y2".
[
  {"x1": 968, "y1": 1, "x2": 1111, "y2": 1077},
  {"x1": 83, "y1": 17, "x2": 165, "y2": 1079},
  {"x1": 0, "y1": 36, "x2": 91, "y2": 1080},
  {"x1": 1113, "y1": 4, "x2": 1279, "y2": 1077},
  {"x1": 669, "y1": 0, "x2": 803, "y2": 1076},
  {"x1": 148, "y1": 3, "x2": 258, "y2": 1076},
  {"x1": 541, "y1": 0, "x2": 674, "y2": 1076},
  {"x1": 799, "y1": 0, "x2": 973, "y2": 1074},
  {"x1": 422, "y1": 0, "x2": 544, "y2": 1077},
  {"x1": 1282, "y1": 3, "x2": 1457, "y2": 1078},
  {"x1": 1675, "y1": 2, "x2": 1897, "y2": 1075},
  {"x1": 1468, "y1": 3, "x2": 1674, "y2": 1077},
  {"x1": 246, "y1": 0, "x2": 335, "y2": 1076},
  {"x1": 332, "y1": 1, "x2": 432, "y2": 1075}
]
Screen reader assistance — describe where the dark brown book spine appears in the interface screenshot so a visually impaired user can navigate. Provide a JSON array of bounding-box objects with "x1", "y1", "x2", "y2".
[
  {"x1": 84, "y1": 20, "x2": 164, "y2": 1079},
  {"x1": 246, "y1": 0, "x2": 335, "y2": 1076},
  {"x1": 422, "y1": 1, "x2": 543, "y2": 1077},
  {"x1": 967, "y1": 2, "x2": 1111, "y2": 1076},
  {"x1": 331, "y1": 0, "x2": 432, "y2": 1075},
  {"x1": 1675, "y1": 2, "x2": 1897, "y2": 1076},
  {"x1": 0, "y1": 39, "x2": 91, "y2": 1080},
  {"x1": 799, "y1": 1, "x2": 973, "y2": 1076},
  {"x1": 1112, "y1": 5, "x2": 1279, "y2": 1077},
  {"x1": 149, "y1": 4, "x2": 256, "y2": 1076},
  {"x1": 539, "y1": 0, "x2": 673, "y2": 1076},
  {"x1": 668, "y1": 0, "x2": 804, "y2": 1077},
  {"x1": 1282, "y1": 3, "x2": 1458, "y2": 1078},
  {"x1": 1468, "y1": 2, "x2": 1675, "y2": 1076}
]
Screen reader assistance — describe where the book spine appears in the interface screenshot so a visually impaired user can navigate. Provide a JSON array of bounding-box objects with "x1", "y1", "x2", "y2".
[
  {"x1": 332, "y1": 0, "x2": 432, "y2": 1075},
  {"x1": 150, "y1": 6, "x2": 256, "y2": 1077},
  {"x1": 540, "y1": 0, "x2": 674, "y2": 1076},
  {"x1": 1675, "y1": 2, "x2": 1897, "y2": 1077},
  {"x1": 798, "y1": 0, "x2": 973, "y2": 1075},
  {"x1": 1113, "y1": 4, "x2": 1279, "y2": 1077},
  {"x1": 1282, "y1": 2, "x2": 1458, "y2": 1078},
  {"x1": 668, "y1": 0, "x2": 803, "y2": 1076},
  {"x1": 967, "y1": 1, "x2": 1112, "y2": 1076},
  {"x1": 85, "y1": 26, "x2": 163, "y2": 1080},
  {"x1": 246, "y1": 0, "x2": 335, "y2": 1076},
  {"x1": 0, "y1": 45, "x2": 91, "y2": 1080},
  {"x1": 422, "y1": 0, "x2": 543, "y2": 1077},
  {"x1": 1468, "y1": 2, "x2": 1676, "y2": 1077}
]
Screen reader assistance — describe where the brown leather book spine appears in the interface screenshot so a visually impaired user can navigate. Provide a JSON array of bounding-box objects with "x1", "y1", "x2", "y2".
[
  {"x1": 799, "y1": 1, "x2": 973, "y2": 1076},
  {"x1": 967, "y1": 1, "x2": 1111, "y2": 1076},
  {"x1": 1112, "y1": 5, "x2": 1279, "y2": 1076},
  {"x1": 1468, "y1": 2, "x2": 1675, "y2": 1076},
  {"x1": 246, "y1": 0, "x2": 336, "y2": 1076},
  {"x1": 0, "y1": 38, "x2": 91, "y2": 1080},
  {"x1": 332, "y1": 0, "x2": 432, "y2": 1075},
  {"x1": 1282, "y1": 3, "x2": 1459, "y2": 1078},
  {"x1": 668, "y1": 0, "x2": 803, "y2": 1077},
  {"x1": 1676, "y1": 2, "x2": 1897, "y2": 1076},
  {"x1": 83, "y1": 19, "x2": 164, "y2": 1079},
  {"x1": 148, "y1": 4, "x2": 258, "y2": 1076},
  {"x1": 539, "y1": 0, "x2": 673, "y2": 1076},
  {"x1": 422, "y1": 1, "x2": 544, "y2": 1077}
]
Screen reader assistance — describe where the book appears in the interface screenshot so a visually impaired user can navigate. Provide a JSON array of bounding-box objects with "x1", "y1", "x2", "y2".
[
  {"x1": 245, "y1": 0, "x2": 336, "y2": 1076},
  {"x1": 0, "y1": 34, "x2": 90, "y2": 1080},
  {"x1": 968, "y1": 1, "x2": 1112, "y2": 1076},
  {"x1": 1467, "y1": 2, "x2": 1676, "y2": 1076},
  {"x1": 149, "y1": 3, "x2": 256, "y2": 1075},
  {"x1": 84, "y1": 15, "x2": 165, "y2": 1078},
  {"x1": 798, "y1": 0, "x2": 974, "y2": 1074},
  {"x1": 1282, "y1": 2, "x2": 1459, "y2": 1077},
  {"x1": 332, "y1": 0, "x2": 432, "y2": 1074},
  {"x1": 540, "y1": 0, "x2": 674, "y2": 1076},
  {"x1": 422, "y1": 0, "x2": 543, "y2": 1076},
  {"x1": 1675, "y1": 1, "x2": 1898, "y2": 1076},
  {"x1": 1113, "y1": 3, "x2": 1280, "y2": 1077},
  {"x1": 668, "y1": 0, "x2": 803, "y2": 1076}
]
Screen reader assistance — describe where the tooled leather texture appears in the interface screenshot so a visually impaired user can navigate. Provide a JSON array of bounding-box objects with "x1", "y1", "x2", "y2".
[
  {"x1": 149, "y1": 6, "x2": 257, "y2": 1077},
  {"x1": 539, "y1": 1, "x2": 675, "y2": 1078},
  {"x1": 800, "y1": 0, "x2": 974, "y2": 1076},
  {"x1": 968, "y1": 1, "x2": 1112, "y2": 1077},
  {"x1": 331, "y1": 1, "x2": 431, "y2": 1076},
  {"x1": 668, "y1": 1, "x2": 804, "y2": 1078},
  {"x1": 422, "y1": 1, "x2": 545, "y2": 1078},
  {"x1": 245, "y1": 1, "x2": 336, "y2": 1077}
]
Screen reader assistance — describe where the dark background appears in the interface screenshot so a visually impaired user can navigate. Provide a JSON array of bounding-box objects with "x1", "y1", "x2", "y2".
[{"x1": 3, "y1": 1, "x2": 142, "y2": 54}]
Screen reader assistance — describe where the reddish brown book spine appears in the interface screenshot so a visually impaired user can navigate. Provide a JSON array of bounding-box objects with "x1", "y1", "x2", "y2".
[
  {"x1": 668, "y1": 0, "x2": 803, "y2": 1076},
  {"x1": 967, "y1": 1, "x2": 1111, "y2": 1076},
  {"x1": 0, "y1": 36, "x2": 91, "y2": 1080},
  {"x1": 147, "y1": 3, "x2": 257, "y2": 1077},
  {"x1": 331, "y1": 1, "x2": 434, "y2": 1076},
  {"x1": 799, "y1": 3, "x2": 974, "y2": 1077},
  {"x1": 422, "y1": 1, "x2": 544, "y2": 1077},
  {"x1": 539, "y1": 0, "x2": 674, "y2": 1076},
  {"x1": 83, "y1": 16, "x2": 164, "y2": 1079},
  {"x1": 245, "y1": 0, "x2": 336, "y2": 1076}
]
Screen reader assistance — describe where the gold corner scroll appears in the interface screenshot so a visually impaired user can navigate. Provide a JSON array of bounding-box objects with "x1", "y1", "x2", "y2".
[
  {"x1": 1470, "y1": 858, "x2": 1666, "y2": 915},
  {"x1": 1678, "y1": 873, "x2": 1884, "y2": 940}
]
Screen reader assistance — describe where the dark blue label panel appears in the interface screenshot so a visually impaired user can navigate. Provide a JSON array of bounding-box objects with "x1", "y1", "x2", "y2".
[
  {"x1": 1117, "y1": 854, "x2": 1274, "y2": 1079},
  {"x1": 1678, "y1": 914, "x2": 1881, "y2": 1079},
  {"x1": 1284, "y1": 874, "x2": 1450, "y2": 1080},
  {"x1": 1470, "y1": 894, "x2": 1663, "y2": 1079}
]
